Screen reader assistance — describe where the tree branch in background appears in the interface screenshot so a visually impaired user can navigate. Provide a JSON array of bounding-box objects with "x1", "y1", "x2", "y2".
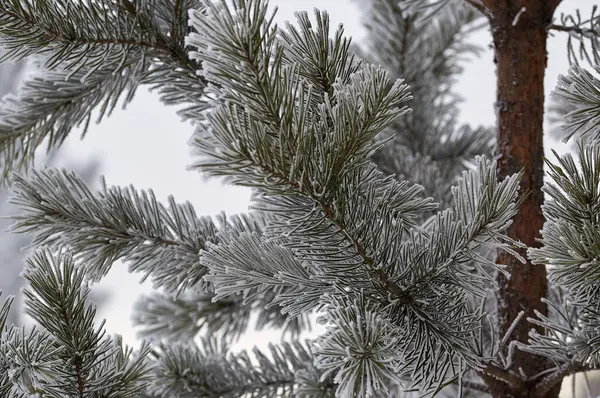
[
  {"x1": 549, "y1": 23, "x2": 599, "y2": 37},
  {"x1": 355, "y1": 0, "x2": 494, "y2": 213},
  {"x1": 548, "y1": 6, "x2": 600, "y2": 66},
  {"x1": 0, "y1": 0, "x2": 209, "y2": 181}
]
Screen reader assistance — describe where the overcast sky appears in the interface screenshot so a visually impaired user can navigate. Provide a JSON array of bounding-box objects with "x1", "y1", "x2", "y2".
[{"x1": 55, "y1": 0, "x2": 596, "y2": 378}]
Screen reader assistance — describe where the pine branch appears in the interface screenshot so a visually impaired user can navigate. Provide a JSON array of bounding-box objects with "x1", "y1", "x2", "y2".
[
  {"x1": 189, "y1": 2, "x2": 440, "y2": 320},
  {"x1": 147, "y1": 339, "x2": 333, "y2": 398},
  {"x1": 133, "y1": 288, "x2": 311, "y2": 343},
  {"x1": 548, "y1": 6, "x2": 600, "y2": 67},
  {"x1": 203, "y1": 225, "x2": 335, "y2": 318},
  {"x1": 550, "y1": 64, "x2": 600, "y2": 143},
  {"x1": 201, "y1": 211, "x2": 326, "y2": 322},
  {"x1": 187, "y1": 2, "x2": 526, "y2": 394},
  {"x1": 279, "y1": 9, "x2": 361, "y2": 101},
  {"x1": 12, "y1": 248, "x2": 153, "y2": 396},
  {"x1": 0, "y1": 65, "x2": 142, "y2": 181},
  {"x1": 357, "y1": 0, "x2": 493, "y2": 209},
  {"x1": 523, "y1": 142, "x2": 600, "y2": 372},
  {"x1": 390, "y1": 157, "x2": 525, "y2": 388},
  {"x1": 549, "y1": 23, "x2": 599, "y2": 37},
  {"x1": 0, "y1": 0, "x2": 176, "y2": 72},
  {"x1": 546, "y1": 91, "x2": 579, "y2": 145},
  {"x1": 10, "y1": 168, "x2": 216, "y2": 293},
  {"x1": 0, "y1": 0, "x2": 208, "y2": 180},
  {"x1": 314, "y1": 292, "x2": 406, "y2": 398},
  {"x1": 118, "y1": 0, "x2": 212, "y2": 107},
  {"x1": 187, "y1": 3, "x2": 427, "y2": 303},
  {"x1": 11, "y1": 169, "x2": 307, "y2": 341},
  {"x1": 0, "y1": 324, "x2": 60, "y2": 396},
  {"x1": 133, "y1": 291, "x2": 251, "y2": 343},
  {"x1": 22, "y1": 249, "x2": 109, "y2": 396}
]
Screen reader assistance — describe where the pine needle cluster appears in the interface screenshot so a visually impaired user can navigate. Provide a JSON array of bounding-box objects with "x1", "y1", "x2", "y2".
[{"x1": 0, "y1": 0, "x2": 599, "y2": 396}]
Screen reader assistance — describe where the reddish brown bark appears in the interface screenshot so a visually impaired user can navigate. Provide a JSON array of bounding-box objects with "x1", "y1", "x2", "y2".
[{"x1": 474, "y1": 0, "x2": 562, "y2": 397}]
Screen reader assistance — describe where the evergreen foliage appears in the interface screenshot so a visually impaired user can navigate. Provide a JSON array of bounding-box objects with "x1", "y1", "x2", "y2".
[
  {"x1": 0, "y1": 57, "x2": 31, "y2": 325},
  {"x1": 0, "y1": 57, "x2": 102, "y2": 326},
  {"x1": 0, "y1": 0, "x2": 599, "y2": 396},
  {"x1": 357, "y1": 0, "x2": 494, "y2": 212}
]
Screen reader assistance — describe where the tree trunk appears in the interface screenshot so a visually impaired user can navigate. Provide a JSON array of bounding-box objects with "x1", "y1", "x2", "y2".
[{"x1": 475, "y1": 0, "x2": 562, "y2": 397}]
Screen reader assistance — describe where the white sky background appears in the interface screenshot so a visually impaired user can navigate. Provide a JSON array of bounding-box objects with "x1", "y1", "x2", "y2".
[{"x1": 52, "y1": 0, "x2": 595, "y2": 393}]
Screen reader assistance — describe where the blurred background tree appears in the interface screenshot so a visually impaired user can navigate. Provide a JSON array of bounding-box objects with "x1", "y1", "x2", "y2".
[{"x1": 0, "y1": 57, "x2": 103, "y2": 325}]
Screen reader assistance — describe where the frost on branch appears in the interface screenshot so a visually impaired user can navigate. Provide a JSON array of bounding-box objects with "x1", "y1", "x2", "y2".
[
  {"x1": 184, "y1": 0, "x2": 524, "y2": 394},
  {"x1": 0, "y1": 0, "x2": 556, "y2": 395},
  {"x1": 313, "y1": 292, "x2": 405, "y2": 398},
  {"x1": 524, "y1": 142, "x2": 600, "y2": 366},
  {"x1": 1, "y1": 249, "x2": 152, "y2": 396},
  {"x1": 552, "y1": 65, "x2": 600, "y2": 143}
]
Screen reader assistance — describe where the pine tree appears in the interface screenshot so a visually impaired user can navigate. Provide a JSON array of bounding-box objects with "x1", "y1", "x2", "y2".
[
  {"x1": 0, "y1": 57, "x2": 30, "y2": 326},
  {"x1": 0, "y1": 55, "x2": 103, "y2": 327},
  {"x1": 0, "y1": 0, "x2": 600, "y2": 397},
  {"x1": 357, "y1": 0, "x2": 495, "y2": 223}
]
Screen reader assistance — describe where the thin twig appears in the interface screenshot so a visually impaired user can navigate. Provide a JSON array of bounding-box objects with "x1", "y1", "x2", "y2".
[
  {"x1": 501, "y1": 311, "x2": 525, "y2": 347},
  {"x1": 532, "y1": 362, "x2": 591, "y2": 398},
  {"x1": 548, "y1": 23, "x2": 600, "y2": 38},
  {"x1": 480, "y1": 363, "x2": 526, "y2": 392}
]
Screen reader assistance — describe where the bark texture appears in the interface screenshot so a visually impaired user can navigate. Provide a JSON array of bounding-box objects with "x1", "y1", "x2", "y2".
[{"x1": 475, "y1": 0, "x2": 562, "y2": 397}]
